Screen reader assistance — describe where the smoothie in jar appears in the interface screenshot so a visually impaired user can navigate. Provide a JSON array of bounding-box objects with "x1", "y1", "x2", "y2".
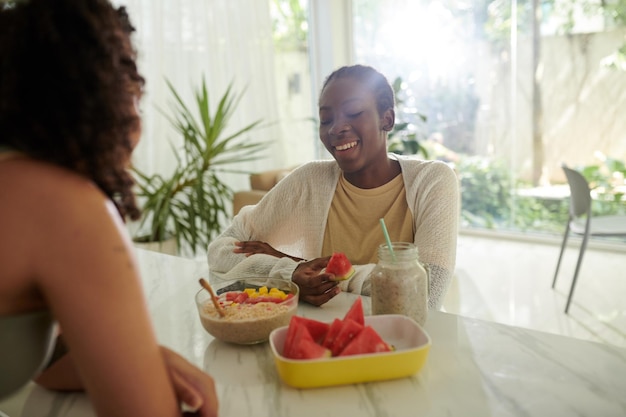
[{"x1": 369, "y1": 242, "x2": 428, "y2": 326}]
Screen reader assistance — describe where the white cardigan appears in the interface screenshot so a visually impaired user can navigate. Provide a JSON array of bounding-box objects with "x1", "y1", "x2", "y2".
[{"x1": 207, "y1": 154, "x2": 460, "y2": 309}]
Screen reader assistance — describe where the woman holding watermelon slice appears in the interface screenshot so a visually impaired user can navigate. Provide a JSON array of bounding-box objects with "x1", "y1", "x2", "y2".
[{"x1": 208, "y1": 65, "x2": 459, "y2": 309}]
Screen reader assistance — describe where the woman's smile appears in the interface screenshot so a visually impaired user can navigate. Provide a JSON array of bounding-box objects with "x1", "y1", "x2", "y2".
[{"x1": 334, "y1": 140, "x2": 359, "y2": 151}]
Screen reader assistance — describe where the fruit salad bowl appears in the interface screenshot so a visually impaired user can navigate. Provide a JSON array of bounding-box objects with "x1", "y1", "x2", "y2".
[{"x1": 195, "y1": 278, "x2": 299, "y2": 345}]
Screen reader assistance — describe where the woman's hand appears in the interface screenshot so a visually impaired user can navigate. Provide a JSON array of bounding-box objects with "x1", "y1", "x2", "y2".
[
  {"x1": 292, "y1": 257, "x2": 340, "y2": 306},
  {"x1": 234, "y1": 241, "x2": 304, "y2": 262},
  {"x1": 160, "y1": 347, "x2": 219, "y2": 417}
]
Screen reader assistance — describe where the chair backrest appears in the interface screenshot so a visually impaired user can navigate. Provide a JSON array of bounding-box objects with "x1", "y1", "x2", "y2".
[{"x1": 562, "y1": 164, "x2": 592, "y2": 218}]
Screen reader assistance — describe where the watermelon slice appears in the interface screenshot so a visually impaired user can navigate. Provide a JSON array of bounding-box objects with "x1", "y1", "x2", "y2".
[
  {"x1": 326, "y1": 252, "x2": 355, "y2": 281},
  {"x1": 282, "y1": 316, "x2": 300, "y2": 358},
  {"x1": 343, "y1": 297, "x2": 364, "y2": 326},
  {"x1": 329, "y1": 318, "x2": 364, "y2": 356},
  {"x1": 283, "y1": 321, "x2": 331, "y2": 360},
  {"x1": 288, "y1": 316, "x2": 330, "y2": 344},
  {"x1": 281, "y1": 298, "x2": 392, "y2": 360},
  {"x1": 338, "y1": 325, "x2": 392, "y2": 356},
  {"x1": 321, "y1": 318, "x2": 343, "y2": 349}
]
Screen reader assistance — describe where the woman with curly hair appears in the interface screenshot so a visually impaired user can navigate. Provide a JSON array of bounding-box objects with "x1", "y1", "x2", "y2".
[{"x1": 0, "y1": 1, "x2": 218, "y2": 416}]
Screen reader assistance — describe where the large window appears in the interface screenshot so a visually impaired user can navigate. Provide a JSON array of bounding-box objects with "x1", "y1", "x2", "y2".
[
  {"x1": 270, "y1": 0, "x2": 318, "y2": 166},
  {"x1": 121, "y1": 0, "x2": 625, "y2": 244},
  {"x1": 351, "y1": 0, "x2": 626, "y2": 241}
]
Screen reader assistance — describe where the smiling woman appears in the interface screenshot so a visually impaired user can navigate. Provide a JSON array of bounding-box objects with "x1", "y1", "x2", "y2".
[
  {"x1": 207, "y1": 64, "x2": 460, "y2": 311},
  {"x1": 317, "y1": 65, "x2": 397, "y2": 188}
]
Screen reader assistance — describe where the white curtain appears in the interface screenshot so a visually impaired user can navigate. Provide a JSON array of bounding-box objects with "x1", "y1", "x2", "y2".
[{"x1": 114, "y1": 0, "x2": 284, "y2": 192}]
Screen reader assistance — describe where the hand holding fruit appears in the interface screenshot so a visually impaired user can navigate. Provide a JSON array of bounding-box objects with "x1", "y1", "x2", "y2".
[
  {"x1": 234, "y1": 240, "x2": 304, "y2": 262},
  {"x1": 292, "y1": 257, "x2": 340, "y2": 307},
  {"x1": 325, "y1": 252, "x2": 355, "y2": 281}
]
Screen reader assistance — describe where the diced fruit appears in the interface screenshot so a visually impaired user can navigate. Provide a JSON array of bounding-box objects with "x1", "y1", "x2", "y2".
[
  {"x1": 338, "y1": 325, "x2": 392, "y2": 356},
  {"x1": 233, "y1": 292, "x2": 249, "y2": 304},
  {"x1": 225, "y1": 291, "x2": 240, "y2": 302},
  {"x1": 329, "y1": 318, "x2": 364, "y2": 356},
  {"x1": 283, "y1": 322, "x2": 331, "y2": 360},
  {"x1": 245, "y1": 296, "x2": 284, "y2": 304},
  {"x1": 269, "y1": 287, "x2": 288, "y2": 299},
  {"x1": 343, "y1": 296, "x2": 364, "y2": 326},
  {"x1": 326, "y1": 252, "x2": 355, "y2": 281},
  {"x1": 222, "y1": 287, "x2": 289, "y2": 305}
]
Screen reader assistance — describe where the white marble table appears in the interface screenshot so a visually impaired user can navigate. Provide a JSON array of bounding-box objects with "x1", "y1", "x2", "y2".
[{"x1": 4, "y1": 248, "x2": 626, "y2": 417}]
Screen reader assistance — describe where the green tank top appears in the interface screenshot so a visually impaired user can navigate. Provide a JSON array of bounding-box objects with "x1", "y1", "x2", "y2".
[
  {"x1": 0, "y1": 147, "x2": 57, "y2": 399},
  {"x1": 0, "y1": 310, "x2": 56, "y2": 399}
]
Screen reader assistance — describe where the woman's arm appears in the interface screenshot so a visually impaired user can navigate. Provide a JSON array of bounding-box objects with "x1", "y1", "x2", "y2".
[
  {"x1": 232, "y1": 240, "x2": 304, "y2": 262},
  {"x1": 207, "y1": 170, "x2": 315, "y2": 281},
  {"x1": 409, "y1": 161, "x2": 460, "y2": 309},
  {"x1": 29, "y1": 166, "x2": 217, "y2": 417}
]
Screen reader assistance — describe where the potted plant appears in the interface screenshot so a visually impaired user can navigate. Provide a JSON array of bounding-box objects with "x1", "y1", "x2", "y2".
[{"x1": 132, "y1": 76, "x2": 268, "y2": 256}]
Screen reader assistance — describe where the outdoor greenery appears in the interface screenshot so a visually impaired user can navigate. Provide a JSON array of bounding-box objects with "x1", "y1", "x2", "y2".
[
  {"x1": 387, "y1": 77, "x2": 429, "y2": 158},
  {"x1": 458, "y1": 156, "x2": 568, "y2": 233},
  {"x1": 271, "y1": 0, "x2": 308, "y2": 51},
  {"x1": 459, "y1": 155, "x2": 626, "y2": 236},
  {"x1": 133, "y1": 77, "x2": 268, "y2": 256},
  {"x1": 580, "y1": 157, "x2": 626, "y2": 204},
  {"x1": 579, "y1": 157, "x2": 626, "y2": 220}
]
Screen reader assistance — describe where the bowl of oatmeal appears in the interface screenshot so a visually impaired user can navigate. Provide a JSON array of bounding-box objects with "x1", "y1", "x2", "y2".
[{"x1": 195, "y1": 278, "x2": 299, "y2": 345}]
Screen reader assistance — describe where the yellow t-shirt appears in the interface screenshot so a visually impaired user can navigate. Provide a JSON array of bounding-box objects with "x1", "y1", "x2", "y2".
[{"x1": 322, "y1": 173, "x2": 414, "y2": 264}]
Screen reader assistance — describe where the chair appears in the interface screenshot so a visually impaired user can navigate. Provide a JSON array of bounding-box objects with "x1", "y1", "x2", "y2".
[{"x1": 552, "y1": 164, "x2": 626, "y2": 313}]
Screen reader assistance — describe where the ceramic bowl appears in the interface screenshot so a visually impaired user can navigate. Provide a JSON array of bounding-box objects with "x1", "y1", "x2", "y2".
[{"x1": 195, "y1": 278, "x2": 299, "y2": 344}]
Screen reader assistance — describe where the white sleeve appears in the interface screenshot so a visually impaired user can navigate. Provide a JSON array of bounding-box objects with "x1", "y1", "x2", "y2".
[
  {"x1": 409, "y1": 161, "x2": 460, "y2": 309},
  {"x1": 337, "y1": 263, "x2": 375, "y2": 296}
]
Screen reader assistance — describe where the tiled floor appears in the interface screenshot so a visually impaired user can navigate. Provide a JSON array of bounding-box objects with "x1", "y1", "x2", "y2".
[{"x1": 443, "y1": 230, "x2": 626, "y2": 348}]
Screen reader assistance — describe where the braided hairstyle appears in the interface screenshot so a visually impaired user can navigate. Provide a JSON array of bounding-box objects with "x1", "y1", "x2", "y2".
[
  {"x1": 0, "y1": 0, "x2": 145, "y2": 220},
  {"x1": 320, "y1": 64, "x2": 395, "y2": 117}
]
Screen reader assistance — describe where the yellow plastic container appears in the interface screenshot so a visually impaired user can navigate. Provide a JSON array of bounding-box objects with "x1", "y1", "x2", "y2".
[{"x1": 269, "y1": 314, "x2": 431, "y2": 388}]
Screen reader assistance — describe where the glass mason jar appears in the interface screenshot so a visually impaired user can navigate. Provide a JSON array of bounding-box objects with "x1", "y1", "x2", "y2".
[{"x1": 369, "y1": 242, "x2": 428, "y2": 326}]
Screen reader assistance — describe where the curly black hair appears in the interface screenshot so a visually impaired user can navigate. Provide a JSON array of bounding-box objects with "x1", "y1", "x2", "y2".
[
  {"x1": 320, "y1": 64, "x2": 395, "y2": 116},
  {"x1": 0, "y1": 0, "x2": 145, "y2": 220}
]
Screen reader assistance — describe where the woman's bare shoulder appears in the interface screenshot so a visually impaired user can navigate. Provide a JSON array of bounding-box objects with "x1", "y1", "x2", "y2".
[
  {"x1": 0, "y1": 157, "x2": 127, "y2": 301},
  {"x1": 1, "y1": 157, "x2": 108, "y2": 211},
  {"x1": 0, "y1": 157, "x2": 117, "y2": 244}
]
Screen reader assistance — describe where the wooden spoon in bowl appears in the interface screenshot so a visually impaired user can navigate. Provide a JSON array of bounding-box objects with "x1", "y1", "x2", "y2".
[{"x1": 199, "y1": 278, "x2": 225, "y2": 318}]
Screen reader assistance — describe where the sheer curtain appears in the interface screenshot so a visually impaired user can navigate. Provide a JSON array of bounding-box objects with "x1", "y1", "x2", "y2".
[{"x1": 115, "y1": 0, "x2": 284, "y2": 192}]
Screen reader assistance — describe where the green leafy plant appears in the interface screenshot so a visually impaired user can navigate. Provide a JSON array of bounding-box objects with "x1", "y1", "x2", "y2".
[
  {"x1": 578, "y1": 157, "x2": 626, "y2": 216},
  {"x1": 387, "y1": 76, "x2": 429, "y2": 158},
  {"x1": 458, "y1": 156, "x2": 569, "y2": 232},
  {"x1": 133, "y1": 76, "x2": 268, "y2": 255},
  {"x1": 457, "y1": 154, "x2": 625, "y2": 236}
]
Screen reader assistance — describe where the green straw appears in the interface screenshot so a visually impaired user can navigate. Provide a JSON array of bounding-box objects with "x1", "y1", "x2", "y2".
[{"x1": 379, "y1": 218, "x2": 396, "y2": 262}]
